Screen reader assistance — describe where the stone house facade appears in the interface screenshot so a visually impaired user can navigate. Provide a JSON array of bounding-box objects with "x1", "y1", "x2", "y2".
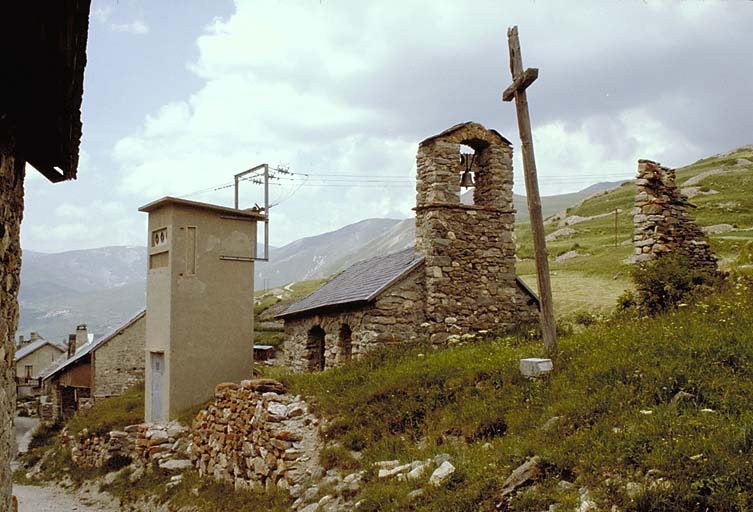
[
  {"x1": 42, "y1": 311, "x2": 145, "y2": 420},
  {"x1": 1, "y1": 2, "x2": 90, "y2": 507},
  {"x1": 278, "y1": 122, "x2": 539, "y2": 372},
  {"x1": 14, "y1": 335, "x2": 66, "y2": 398}
]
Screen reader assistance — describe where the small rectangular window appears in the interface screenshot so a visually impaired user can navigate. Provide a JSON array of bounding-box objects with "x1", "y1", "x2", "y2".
[
  {"x1": 25, "y1": 365, "x2": 33, "y2": 378},
  {"x1": 186, "y1": 226, "x2": 196, "y2": 275},
  {"x1": 149, "y1": 252, "x2": 169, "y2": 269}
]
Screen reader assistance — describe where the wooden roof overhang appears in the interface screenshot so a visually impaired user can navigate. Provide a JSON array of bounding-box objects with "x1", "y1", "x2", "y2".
[{"x1": 1, "y1": 0, "x2": 91, "y2": 182}]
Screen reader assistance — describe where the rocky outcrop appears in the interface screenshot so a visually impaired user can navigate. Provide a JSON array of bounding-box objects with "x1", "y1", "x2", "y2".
[
  {"x1": 631, "y1": 159, "x2": 718, "y2": 273},
  {"x1": 190, "y1": 379, "x2": 323, "y2": 495}
]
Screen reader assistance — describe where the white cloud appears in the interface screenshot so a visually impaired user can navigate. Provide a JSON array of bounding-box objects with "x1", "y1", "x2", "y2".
[
  {"x1": 93, "y1": 4, "x2": 113, "y2": 24},
  {"x1": 111, "y1": 20, "x2": 149, "y2": 35},
  {"x1": 109, "y1": 0, "x2": 753, "y2": 248}
]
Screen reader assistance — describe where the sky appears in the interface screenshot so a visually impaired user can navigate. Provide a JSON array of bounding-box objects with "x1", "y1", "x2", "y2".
[{"x1": 22, "y1": 0, "x2": 753, "y2": 253}]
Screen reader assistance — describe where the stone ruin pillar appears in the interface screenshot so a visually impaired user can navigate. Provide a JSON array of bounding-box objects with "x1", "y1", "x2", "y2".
[{"x1": 632, "y1": 159, "x2": 718, "y2": 273}]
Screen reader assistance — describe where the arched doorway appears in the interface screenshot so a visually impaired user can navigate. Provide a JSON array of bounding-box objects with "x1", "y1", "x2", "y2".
[
  {"x1": 306, "y1": 326, "x2": 325, "y2": 371},
  {"x1": 338, "y1": 324, "x2": 352, "y2": 362}
]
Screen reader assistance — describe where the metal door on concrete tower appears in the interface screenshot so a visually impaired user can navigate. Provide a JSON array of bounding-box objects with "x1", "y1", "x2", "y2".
[{"x1": 151, "y1": 352, "x2": 165, "y2": 422}]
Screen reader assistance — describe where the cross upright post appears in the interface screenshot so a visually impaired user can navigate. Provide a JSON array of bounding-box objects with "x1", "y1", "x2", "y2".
[{"x1": 502, "y1": 25, "x2": 557, "y2": 358}]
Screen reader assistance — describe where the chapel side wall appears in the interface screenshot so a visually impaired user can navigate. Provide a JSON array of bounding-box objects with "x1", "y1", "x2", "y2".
[
  {"x1": 0, "y1": 145, "x2": 24, "y2": 511},
  {"x1": 282, "y1": 269, "x2": 427, "y2": 373},
  {"x1": 93, "y1": 314, "x2": 146, "y2": 398},
  {"x1": 16, "y1": 345, "x2": 65, "y2": 379}
]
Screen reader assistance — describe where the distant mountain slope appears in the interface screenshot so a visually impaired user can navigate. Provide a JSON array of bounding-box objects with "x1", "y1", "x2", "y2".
[
  {"x1": 255, "y1": 218, "x2": 402, "y2": 289},
  {"x1": 461, "y1": 181, "x2": 626, "y2": 222}
]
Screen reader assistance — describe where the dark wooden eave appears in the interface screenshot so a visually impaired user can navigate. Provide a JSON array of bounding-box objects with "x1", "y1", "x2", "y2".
[{"x1": 1, "y1": 0, "x2": 91, "y2": 182}]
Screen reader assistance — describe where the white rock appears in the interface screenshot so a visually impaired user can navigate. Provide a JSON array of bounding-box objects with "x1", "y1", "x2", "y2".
[
  {"x1": 300, "y1": 504, "x2": 320, "y2": 512},
  {"x1": 374, "y1": 460, "x2": 400, "y2": 469},
  {"x1": 159, "y1": 459, "x2": 193, "y2": 471},
  {"x1": 520, "y1": 358, "x2": 553, "y2": 377},
  {"x1": 268, "y1": 402, "x2": 288, "y2": 417},
  {"x1": 429, "y1": 461, "x2": 455, "y2": 487}
]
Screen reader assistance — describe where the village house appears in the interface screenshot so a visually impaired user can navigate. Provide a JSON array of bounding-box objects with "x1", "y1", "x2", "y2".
[
  {"x1": 277, "y1": 122, "x2": 540, "y2": 372},
  {"x1": 14, "y1": 332, "x2": 66, "y2": 398},
  {"x1": 42, "y1": 312, "x2": 145, "y2": 420},
  {"x1": 1, "y1": 1, "x2": 91, "y2": 507}
]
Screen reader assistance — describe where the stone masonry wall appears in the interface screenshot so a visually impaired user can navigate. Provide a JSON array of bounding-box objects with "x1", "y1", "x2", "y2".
[
  {"x1": 62, "y1": 421, "x2": 190, "y2": 470},
  {"x1": 632, "y1": 159, "x2": 718, "y2": 273},
  {"x1": 190, "y1": 379, "x2": 322, "y2": 495},
  {"x1": 415, "y1": 122, "x2": 538, "y2": 344},
  {"x1": 1, "y1": 142, "x2": 24, "y2": 511},
  {"x1": 282, "y1": 269, "x2": 426, "y2": 373},
  {"x1": 93, "y1": 313, "x2": 146, "y2": 398}
]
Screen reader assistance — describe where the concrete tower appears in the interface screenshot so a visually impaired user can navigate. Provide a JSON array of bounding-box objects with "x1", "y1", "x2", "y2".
[{"x1": 139, "y1": 197, "x2": 263, "y2": 422}]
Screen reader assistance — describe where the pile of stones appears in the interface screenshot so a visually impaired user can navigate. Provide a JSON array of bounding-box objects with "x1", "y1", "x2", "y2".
[{"x1": 190, "y1": 378, "x2": 323, "y2": 495}]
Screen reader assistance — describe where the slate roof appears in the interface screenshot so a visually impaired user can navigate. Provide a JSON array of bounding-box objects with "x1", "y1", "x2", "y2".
[
  {"x1": 277, "y1": 248, "x2": 425, "y2": 319},
  {"x1": 15, "y1": 338, "x2": 66, "y2": 362},
  {"x1": 41, "y1": 309, "x2": 145, "y2": 381}
]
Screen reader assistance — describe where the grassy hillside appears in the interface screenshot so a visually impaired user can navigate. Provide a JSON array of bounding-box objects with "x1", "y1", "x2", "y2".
[
  {"x1": 278, "y1": 274, "x2": 753, "y2": 511},
  {"x1": 515, "y1": 145, "x2": 753, "y2": 316}
]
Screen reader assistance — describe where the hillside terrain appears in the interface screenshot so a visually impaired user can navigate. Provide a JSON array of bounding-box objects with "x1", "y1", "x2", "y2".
[{"x1": 515, "y1": 145, "x2": 753, "y2": 316}]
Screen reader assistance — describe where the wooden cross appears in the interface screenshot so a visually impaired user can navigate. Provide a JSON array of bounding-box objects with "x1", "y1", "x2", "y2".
[{"x1": 502, "y1": 26, "x2": 558, "y2": 358}]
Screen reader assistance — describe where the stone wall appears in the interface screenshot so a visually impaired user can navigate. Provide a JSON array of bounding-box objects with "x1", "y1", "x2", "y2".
[
  {"x1": 62, "y1": 421, "x2": 189, "y2": 470},
  {"x1": 190, "y1": 379, "x2": 322, "y2": 495},
  {"x1": 93, "y1": 313, "x2": 146, "y2": 398},
  {"x1": 281, "y1": 269, "x2": 426, "y2": 373},
  {"x1": 632, "y1": 159, "x2": 718, "y2": 273},
  {"x1": 415, "y1": 122, "x2": 538, "y2": 343},
  {"x1": 1, "y1": 142, "x2": 24, "y2": 511}
]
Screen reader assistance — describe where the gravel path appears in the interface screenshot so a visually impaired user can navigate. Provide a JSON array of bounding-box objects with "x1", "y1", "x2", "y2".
[{"x1": 14, "y1": 484, "x2": 118, "y2": 512}]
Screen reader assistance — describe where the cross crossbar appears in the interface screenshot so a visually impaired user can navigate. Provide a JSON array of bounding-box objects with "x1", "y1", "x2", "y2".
[{"x1": 502, "y1": 67, "x2": 539, "y2": 102}]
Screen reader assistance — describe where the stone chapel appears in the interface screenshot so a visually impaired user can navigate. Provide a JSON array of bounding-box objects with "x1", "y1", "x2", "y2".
[{"x1": 277, "y1": 122, "x2": 539, "y2": 372}]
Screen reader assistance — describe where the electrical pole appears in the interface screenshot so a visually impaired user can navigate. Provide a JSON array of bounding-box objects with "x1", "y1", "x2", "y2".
[{"x1": 502, "y1": 26, "x2": 557, "y2": 358}]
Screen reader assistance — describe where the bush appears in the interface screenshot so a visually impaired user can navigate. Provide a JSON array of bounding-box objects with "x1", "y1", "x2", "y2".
[
  {"x1": 631, "y1": 253, "x2": 721, "y2": 315},
  {"x1": 28, "y1": 419, "x2": 63, "y2": 451}
]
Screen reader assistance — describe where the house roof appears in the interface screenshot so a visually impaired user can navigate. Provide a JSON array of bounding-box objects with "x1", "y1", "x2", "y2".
[
  {"x1": 41, "y1": 309, "x2": 145, "y2": 381},
  {"x1": 15, "y1": 339, "x2": 66, "y2": 362},
  {"x1": 2, "y1": 0, "x2": 91, "y2": 182},
  {"x1": 277, "y1": 248, "x2": 425, "y2": 319},
  {"x1": 138, "y1": 196, "x2": 266, "y2": 220}
]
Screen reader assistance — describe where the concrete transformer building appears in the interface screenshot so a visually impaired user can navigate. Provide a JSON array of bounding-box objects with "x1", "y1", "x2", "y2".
[{"x1": 139, "y1": 197, "x2": 264, "y2": 422}]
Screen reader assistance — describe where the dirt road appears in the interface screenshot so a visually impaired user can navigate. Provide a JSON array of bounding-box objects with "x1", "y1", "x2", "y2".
[{"x1": 14, "y1": 484, "x2": 118, "y2": 512}]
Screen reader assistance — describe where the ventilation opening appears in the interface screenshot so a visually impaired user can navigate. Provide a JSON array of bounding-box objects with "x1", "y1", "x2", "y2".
[
  {"x1": 306, "y1": 326, "x2": 326, "y2": 371},
  {"x1": 459, "y1": 144, "x2": 475, "y2": 205},
  {"x1": 338, "y1": 324, "x2": 352, "y2": 362}
]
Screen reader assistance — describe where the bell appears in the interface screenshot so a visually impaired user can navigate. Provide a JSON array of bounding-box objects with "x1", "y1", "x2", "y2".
[{"x1": 460, "y1": 170, "x2": 475, "y2": 188}]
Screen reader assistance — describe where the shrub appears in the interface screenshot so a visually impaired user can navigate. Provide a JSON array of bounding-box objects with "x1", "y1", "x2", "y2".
[
  {"x1": 631, "y1": 253, "x2": 721, "y2": 315},
  {"x1": 28, "y1": 419, "x2": 63, "y2": 451}
]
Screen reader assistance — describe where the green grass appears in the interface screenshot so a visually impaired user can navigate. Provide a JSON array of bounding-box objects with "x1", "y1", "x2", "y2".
[
  {"x1": 278, "y1": 275, "x2": 753, "y2": 511},
  {"x1": 67, "y1": 383, "x2": 145, "y2": 436},
  {"x1": 102, "y1": 469, "x2": 292, "y2": 511}
]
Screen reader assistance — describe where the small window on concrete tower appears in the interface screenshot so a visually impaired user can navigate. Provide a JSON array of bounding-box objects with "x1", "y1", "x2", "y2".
[{"x1": 186, "y1": 226, "x2": 196, "y2": 275}]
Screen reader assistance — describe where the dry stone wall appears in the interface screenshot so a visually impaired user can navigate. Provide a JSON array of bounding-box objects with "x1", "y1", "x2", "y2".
[
  {"x1": 62, "y1": 421, "x2": 190, "y2": 470},
  {"x1": 1, "y1": 143, "x2": 24, "y2": 511},
  {"x1": 282, "y1": 269, "x2": 426, "y2": 373},
  {"x1": 632, "y1": 159, "x2": 718, "y2": 273},
  {"x1": 415, "y1": 122, "x2": 538, "y2": 343},
  {"x1": 190, "y1": 379, "x2": 323, "y2": 495}
]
